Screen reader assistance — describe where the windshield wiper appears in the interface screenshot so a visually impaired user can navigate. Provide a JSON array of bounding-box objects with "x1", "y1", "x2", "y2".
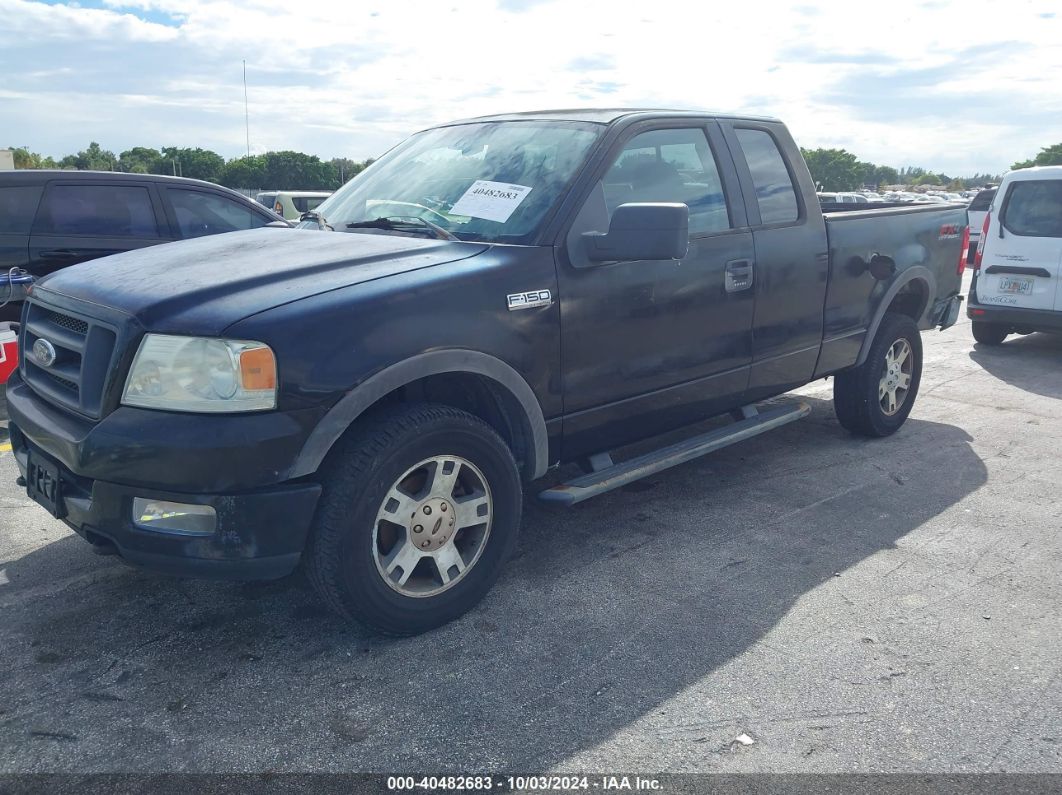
[
  {"x1": 299, "y1": 211, "x2": 333, "y2": 230},
  {"x1": 346, "y1": 216, "x2": 458, "y2": 241}
]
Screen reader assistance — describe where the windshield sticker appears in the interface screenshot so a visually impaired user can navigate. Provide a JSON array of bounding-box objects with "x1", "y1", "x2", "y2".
[{"x1": 449, "y1": 181, "x2": 533, "y2": 223}]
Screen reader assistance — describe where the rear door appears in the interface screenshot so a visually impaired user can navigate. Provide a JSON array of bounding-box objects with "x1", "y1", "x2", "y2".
[
  {"x1": 721, "y1": 122, "x2": 829, "y2": 398},
  {"x1": 27, "y1": 181, "x2": 169, "y2": 277},
  {"x1": 978, "y1": 178, "x2": 1062, "y2": 312}
]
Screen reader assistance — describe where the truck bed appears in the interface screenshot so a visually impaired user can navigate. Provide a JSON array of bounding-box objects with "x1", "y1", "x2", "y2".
[{"x1": 814, "y1": 202, "x2": 967, "y2": 376}]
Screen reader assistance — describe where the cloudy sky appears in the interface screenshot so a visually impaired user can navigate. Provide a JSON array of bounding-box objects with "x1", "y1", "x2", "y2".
[{"x1": 1, "y1": 0, "x2": 1060, "y2": 175}]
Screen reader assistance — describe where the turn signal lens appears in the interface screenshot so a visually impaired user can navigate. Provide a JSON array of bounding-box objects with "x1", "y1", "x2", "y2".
[{"x1": 239, "y1": 346, "x2": 276, "y2": 391}]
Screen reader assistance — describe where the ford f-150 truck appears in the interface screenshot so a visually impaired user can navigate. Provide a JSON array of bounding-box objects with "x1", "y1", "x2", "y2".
[{"x1": 8, "y1": 110, "x2": 966, "y2": 634}]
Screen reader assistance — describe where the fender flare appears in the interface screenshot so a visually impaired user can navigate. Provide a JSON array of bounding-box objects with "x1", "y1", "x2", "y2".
[
  {"x1": 289, "y1": 350, "x2": 550, "y2": 480},
  {"x1": 855, "y1": 266, "x2": 937, "y2": 367}
]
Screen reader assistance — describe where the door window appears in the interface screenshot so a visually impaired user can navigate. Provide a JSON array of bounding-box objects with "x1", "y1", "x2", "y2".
[
  {"x1": 603, "y1": 128, "x2": 731, "y2": 235},
  {"x1": 734, "y1": 129, "x2": 799, "y2": 225},
  {"x1": 34, "y1": 184, "x2": 159, "y2": 237},
  {"x1": 166, "y1": 189, "x2": 269, "y2": 238}
]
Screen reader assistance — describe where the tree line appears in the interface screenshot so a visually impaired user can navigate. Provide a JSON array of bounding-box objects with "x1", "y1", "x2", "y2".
[
  {"x1": 799, "y1": 148, "x2": 1004, "y2": 192},
  {"x1": 10, "y1": 139, "x2": 1062, "y2": 194},
  {"x1": 7, "y1": 143, "x2": 375, "y2": 191},
  {"x1": 801, "y1": 141, "x2": 1062, "y2": 192}
]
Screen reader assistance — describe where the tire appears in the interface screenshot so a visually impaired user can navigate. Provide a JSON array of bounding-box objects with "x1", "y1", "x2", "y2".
[
  {"x1": 304, "y1": 403, "x2": 522, "y2": 635},
  {"x1": 833, "y1": 313, "x2": 923, "y2": 438},
  {"x1": 972, "y1": 321, "x2": 1009, "y2": 345}
]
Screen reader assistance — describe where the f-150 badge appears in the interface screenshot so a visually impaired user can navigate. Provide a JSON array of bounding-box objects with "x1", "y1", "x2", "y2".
[{"x1": 507, "y1": 290, "x2": 552, "y2": 310}]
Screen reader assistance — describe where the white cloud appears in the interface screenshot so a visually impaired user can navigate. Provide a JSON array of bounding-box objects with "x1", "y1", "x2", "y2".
[{"x1": 1, "y1": 0, "x2": 1060, "y2": 173}]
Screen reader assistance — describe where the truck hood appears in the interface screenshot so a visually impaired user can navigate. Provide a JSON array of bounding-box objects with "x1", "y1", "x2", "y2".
[{"x1": 36, "y1": 228, "x2": 490, "y2": 334}]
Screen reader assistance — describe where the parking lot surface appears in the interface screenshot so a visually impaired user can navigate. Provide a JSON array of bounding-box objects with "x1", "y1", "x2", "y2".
[{"x1": 1, "y1": 278, "x2": 1060, "y2": 774}]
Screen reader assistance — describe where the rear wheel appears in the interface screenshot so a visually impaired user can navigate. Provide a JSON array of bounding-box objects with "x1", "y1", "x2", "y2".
[
  {"x1": 304, "y1": 403, "x2": 522, "y2": 635},
  {"x1": 972, "y1": 321, "x2": 1009, "y2": 345},
  {"x1": 834, "y1": 313, "x2": 923, "y2": 437}
]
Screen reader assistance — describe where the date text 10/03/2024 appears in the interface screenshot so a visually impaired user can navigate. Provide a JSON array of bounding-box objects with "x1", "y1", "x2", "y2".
[{"x1": 387, "y1": 776, "x2": 663, "y2": 791}]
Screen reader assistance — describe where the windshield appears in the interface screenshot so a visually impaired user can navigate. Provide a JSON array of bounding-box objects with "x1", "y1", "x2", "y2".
[{"x1": 303, "y1": 121, "x2": 602, "y2": 244}]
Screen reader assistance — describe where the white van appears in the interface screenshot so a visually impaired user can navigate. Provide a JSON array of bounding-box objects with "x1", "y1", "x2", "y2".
[
  {"x1": 269, "y1": 191, "x2": 332, "y2": 221},
  {"x1": 967, "y1": 166, "x2": 1062, "y2": 344}
]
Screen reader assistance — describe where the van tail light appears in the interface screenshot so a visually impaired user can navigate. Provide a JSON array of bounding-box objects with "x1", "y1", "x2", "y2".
[
  {"x1": 958, "y1": 225, "x2": 970, "y2": 275},
  {"x1": 973, "y1": 213, "x2": 991, "y2": 270}
]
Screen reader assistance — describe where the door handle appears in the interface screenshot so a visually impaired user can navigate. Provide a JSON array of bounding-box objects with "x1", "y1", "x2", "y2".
[
  {"x1": 39, "y1": 249, "x2": 84, "y2": 259},
  {"x1": 725, "y1": 259, "x2": 754, "y2": 293}
]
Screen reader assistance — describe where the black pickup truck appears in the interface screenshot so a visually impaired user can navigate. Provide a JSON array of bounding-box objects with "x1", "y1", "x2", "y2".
[{"x1": 8, "y1": 110, "x2": 966, "y2": 634}]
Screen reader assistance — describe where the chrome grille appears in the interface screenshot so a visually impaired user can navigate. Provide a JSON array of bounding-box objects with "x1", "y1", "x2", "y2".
[{"x1": 21, "y1": 301, "x2": 118, "y2": 419}]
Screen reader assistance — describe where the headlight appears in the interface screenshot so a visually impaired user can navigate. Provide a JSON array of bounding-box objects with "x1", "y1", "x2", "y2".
[{"x1": 122, "y1": 334, "x2": 277, "y2": 412}]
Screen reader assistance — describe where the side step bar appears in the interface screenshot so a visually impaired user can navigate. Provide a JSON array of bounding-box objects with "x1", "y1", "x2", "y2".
[{"x1": 538, "y1": 401, "x2": 811, "y2": 506}]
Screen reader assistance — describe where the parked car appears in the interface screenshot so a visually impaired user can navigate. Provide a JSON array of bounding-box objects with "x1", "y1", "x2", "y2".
[
  {"x1": 967, "y1": 167, "x2": 1062, "y2": 344},
  {"x1": 266, "y1": 190, "x2": 333, "y2": 221},
  {"x1": 0, "y1": 171, "x2": 288, "y2": 320},
  {"x1": 965, "y1": 187, "x2": 997, "y2": 263},
  {"x1": 8, "y1": 109, "x2": 965, "y2": 634},
  {"x1": 818, "y1": 192, "x2": 868, "y2": 205}
]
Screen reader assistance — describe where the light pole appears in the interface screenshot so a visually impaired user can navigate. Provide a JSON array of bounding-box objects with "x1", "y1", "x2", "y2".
[{"x1": 243, "y1": 60, "x2": 251, "y2": 158}]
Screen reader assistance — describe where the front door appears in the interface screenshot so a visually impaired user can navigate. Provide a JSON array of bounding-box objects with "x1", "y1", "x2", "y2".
[{"x1": 557, "y1": 122, "x2": 755, "y2": 459}]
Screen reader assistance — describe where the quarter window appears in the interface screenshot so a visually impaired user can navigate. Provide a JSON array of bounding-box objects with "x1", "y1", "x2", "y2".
[
  {"x1": 603, "y1": 128, "x2": 731, "y2": 235},
  {"x1": 34, "y1": 184, "x2": 159, "y2": 237},
  {"x1": 734, "y1": 129, "x2": 799, "y2": 225}
]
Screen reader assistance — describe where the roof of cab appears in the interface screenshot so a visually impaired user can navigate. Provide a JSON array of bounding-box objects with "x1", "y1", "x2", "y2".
[{"x1": 438, "y1": 108, "x2": 781, "y2": 126}]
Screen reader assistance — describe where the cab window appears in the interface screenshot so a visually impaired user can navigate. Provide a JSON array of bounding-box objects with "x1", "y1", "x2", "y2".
[
  {"x1": 603, "y1": 128, "x2": 731, "y2": 235},
  {"x1": 734, "y1": 128, "x2": 800, "y2": 225}
]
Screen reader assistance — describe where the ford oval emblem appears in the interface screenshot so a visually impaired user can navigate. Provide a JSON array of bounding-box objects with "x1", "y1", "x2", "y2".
[{"x1": 33, "y1": 339, "x2": 57, "y2": 368}]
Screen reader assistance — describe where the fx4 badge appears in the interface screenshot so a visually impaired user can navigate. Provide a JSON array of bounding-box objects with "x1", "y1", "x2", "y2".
[{"x1": 507, "y1": 290, "x2": 552, "y2": 310}]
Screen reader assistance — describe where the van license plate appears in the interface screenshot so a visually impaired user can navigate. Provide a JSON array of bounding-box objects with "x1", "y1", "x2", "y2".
[{"x1": 998, "y1": 277, "x2": 1033, "y2": 295}]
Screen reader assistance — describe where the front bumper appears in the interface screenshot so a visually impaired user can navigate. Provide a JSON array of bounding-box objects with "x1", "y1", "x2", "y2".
[{"x1": 7, "y1": 373, "x2": 324, "y2": 579}]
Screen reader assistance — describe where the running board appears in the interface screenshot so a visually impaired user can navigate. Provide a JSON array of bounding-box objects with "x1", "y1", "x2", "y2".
[{"x1": 538, "y1": 401, "x2": 811, "y2": 506}]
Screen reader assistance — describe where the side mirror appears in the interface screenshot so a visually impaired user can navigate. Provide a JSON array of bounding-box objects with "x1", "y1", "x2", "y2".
[{"x1": 582, "y1": 202, "x2": 689, "y2": 263}]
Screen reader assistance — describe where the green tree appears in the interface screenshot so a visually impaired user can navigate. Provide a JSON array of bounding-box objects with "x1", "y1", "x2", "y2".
[
  {"x1": 1011, "y1": 142, "x2": 1062, "y2": 170},
  {"x1": 119, "y1": 146, "x2": 163, "y2": 174},
  {"x1": 59, "y1": 142, "x2": 117, "y2": 171},
  {"x1": 220, "y1": 155, "x2": 267, "y2": 189},
  {"x1": 800, "y1": 148, "x2": 864, "y2": 191},
  {"x1": 259, "y1": 150, "x2": 334, "y2": 190},
  {"x1": 872, "y1": 165, "x2": 899, "y2": 187},
  {"x1": 8, "y1": 147, "x2": 57, "y2": 169},
  {"x1": 160, "y1": 147, "x2": 225, "y2": 182}
]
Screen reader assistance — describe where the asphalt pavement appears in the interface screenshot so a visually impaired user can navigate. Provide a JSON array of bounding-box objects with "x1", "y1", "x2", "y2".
[{"x1": 1, "y1": 277, "x2": 1060, "y2": 774}]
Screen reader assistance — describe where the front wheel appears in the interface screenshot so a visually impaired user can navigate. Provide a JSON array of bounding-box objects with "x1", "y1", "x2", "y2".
[
  {"x1": 304, "y1": 403, "x2": 522, "y2": 635},
  {"x1": 833, "y1": 313, "x2": 923, "y2": 437}
]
